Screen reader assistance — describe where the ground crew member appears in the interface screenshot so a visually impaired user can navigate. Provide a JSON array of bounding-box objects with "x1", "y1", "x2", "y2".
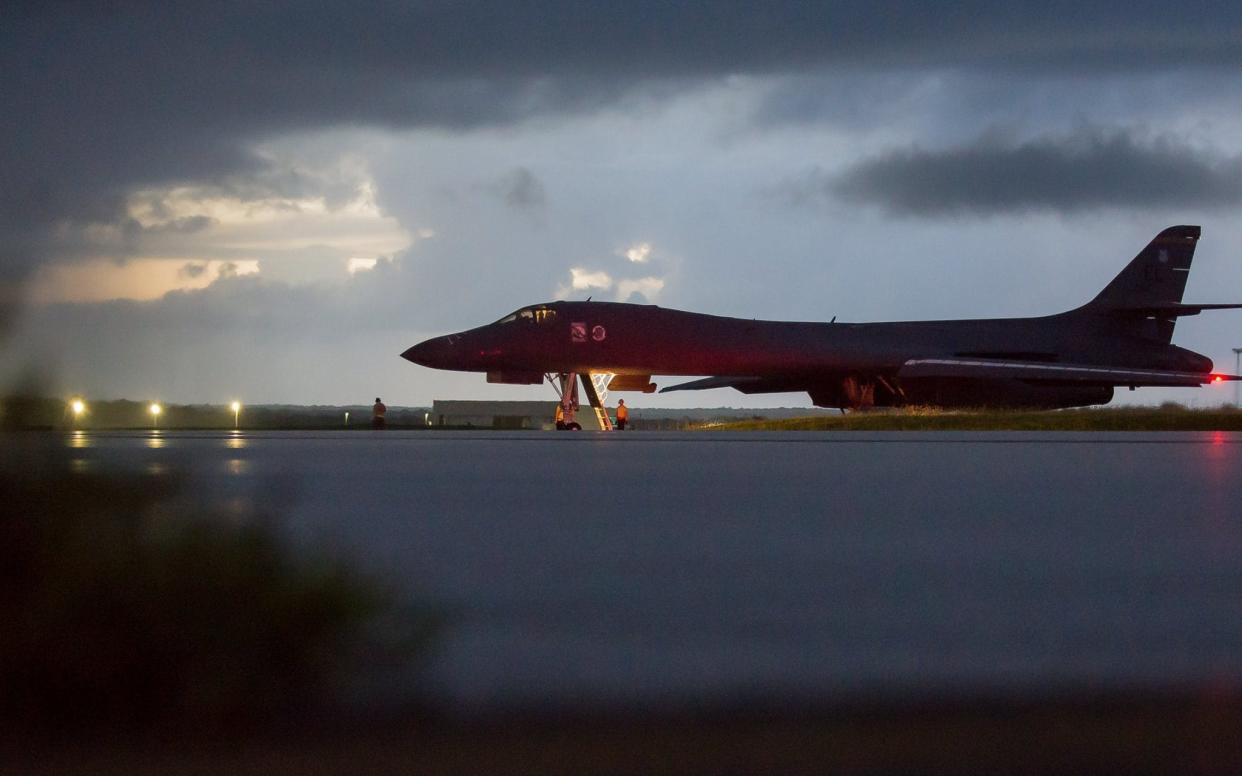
[
  {"x1": 372, "y1": 397, "x2": 387, "y2": 429},
  {"x1": 554, "y1": 403, "x2": 566, "y2": 430},
  {"x1": 615, "y1": 398, "x2": 628, "y2": 430}
]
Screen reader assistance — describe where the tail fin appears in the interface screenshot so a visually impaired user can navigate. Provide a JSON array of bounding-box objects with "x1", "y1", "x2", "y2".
[
  {"x1": 1090, "y1": 225, "x2": 1200, "y2": 309},
  {"x1": 1081, "y1": 225, "x2": 1200, "y2": 343}
]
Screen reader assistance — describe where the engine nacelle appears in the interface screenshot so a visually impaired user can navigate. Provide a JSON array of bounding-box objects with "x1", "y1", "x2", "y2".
[
  {"x1": 607, "y1": 374, "x2": 658, "y2": 393},
  {"x1": 486, "y1": 370, "x2": 545, "y2": 385}
]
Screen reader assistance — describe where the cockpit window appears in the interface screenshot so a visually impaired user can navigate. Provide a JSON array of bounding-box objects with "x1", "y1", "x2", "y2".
[{"x1": 495, "y1": 306, "x2": 558, "y2": 325}]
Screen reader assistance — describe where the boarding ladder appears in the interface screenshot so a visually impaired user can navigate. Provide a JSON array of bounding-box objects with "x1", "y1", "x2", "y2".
[{"x1": 581, "y1": 373, "x2": 614, "y2": 431}]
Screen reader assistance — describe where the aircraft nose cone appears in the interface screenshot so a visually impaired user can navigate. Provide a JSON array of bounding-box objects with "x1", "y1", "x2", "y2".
[
  {"x1": 401, "y1": 339, "x2": 434, "y2": 367},
  {"x1": 401, "y1": 336, "x2": 451, "y2": 368}
]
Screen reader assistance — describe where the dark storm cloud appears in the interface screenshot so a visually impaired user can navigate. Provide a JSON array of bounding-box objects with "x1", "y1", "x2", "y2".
[
  {"x1": 492, "y1": 168, "x2": 547, "y2": 210},
  {"x1": 178, "y1": 262, "x2": 208, "y2": 280},
  {"x1": 824, "y1": 128, "x2": 1242, "y2": 215},
  {"x1": 4, "y1": 0, "x2": 1242, "y2": 284}
]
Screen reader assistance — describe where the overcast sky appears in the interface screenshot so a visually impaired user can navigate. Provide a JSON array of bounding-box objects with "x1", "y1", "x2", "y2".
[{"x1": 4, "y1": 2, "x2": 1242, "y2": 407}]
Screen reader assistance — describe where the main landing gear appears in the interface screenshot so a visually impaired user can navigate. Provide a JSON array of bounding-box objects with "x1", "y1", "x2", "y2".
[{"x1": 809, "y1": 374, "x2": 906, "y2": 413}]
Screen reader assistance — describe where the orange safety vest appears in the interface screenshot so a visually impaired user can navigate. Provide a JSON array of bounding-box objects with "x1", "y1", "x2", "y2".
[
  {"x1": 616, "y1": 404, "x2": 628, "y2": 420},
  {"x1": 373, "y1": 402, "x2": 386, "y2": 417}
]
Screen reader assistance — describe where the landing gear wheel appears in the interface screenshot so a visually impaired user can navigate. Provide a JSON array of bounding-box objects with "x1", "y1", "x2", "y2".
[{"x1": 566, "y1": 422, "x2": 582, "y2": 431}]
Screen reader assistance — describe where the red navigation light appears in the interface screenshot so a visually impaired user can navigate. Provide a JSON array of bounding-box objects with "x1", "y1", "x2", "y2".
[{"x1": 1212, "y1": 375, "x2": 1224, "y2": 383}]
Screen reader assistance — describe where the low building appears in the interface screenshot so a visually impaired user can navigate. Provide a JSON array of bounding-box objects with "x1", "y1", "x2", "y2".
[{"x1": 431, "y1": 400, "x2": 574, "y2": 430}]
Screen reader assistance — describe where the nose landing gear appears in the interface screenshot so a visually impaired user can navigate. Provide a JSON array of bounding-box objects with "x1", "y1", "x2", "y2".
[{"x1": 547, "y1": 372, "x2": 614, "y2": 431}]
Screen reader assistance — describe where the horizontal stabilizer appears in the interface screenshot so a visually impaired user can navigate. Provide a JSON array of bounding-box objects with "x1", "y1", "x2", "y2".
[
  {"x1": 660, "y1": 376, "x2": 761, "y2": 393},
  {"x1": 900, "y1": 358, "x2": 1237, "y2": 387},
  {"x1": 1109, "y1": 303, "x2": 1242, "y2": 318}
]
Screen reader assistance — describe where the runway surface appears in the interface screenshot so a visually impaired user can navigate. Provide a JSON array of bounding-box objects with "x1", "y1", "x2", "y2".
[{"x1": 28, "y1": 430, "x2": 1242, "y2": 710}]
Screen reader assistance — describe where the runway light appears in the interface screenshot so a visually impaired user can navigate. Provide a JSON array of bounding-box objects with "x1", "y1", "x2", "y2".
[
  {"x1": 69, "y1": 398, "x2": 86, "y2": 429},
  {"x1": 230, "y1": 400, "x2": 241, "y2": 429},
  {"x1": 149, "y1": 402, "x2": 162, "y2": 429}
]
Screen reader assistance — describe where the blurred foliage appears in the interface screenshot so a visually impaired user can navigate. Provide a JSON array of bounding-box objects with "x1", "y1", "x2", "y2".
[
  {"x1": 0, "y1": 393, "x2": 60, "y2": 430},
  {"x1": 0, "y1": 443, "x2": 440, "y2": 734}
]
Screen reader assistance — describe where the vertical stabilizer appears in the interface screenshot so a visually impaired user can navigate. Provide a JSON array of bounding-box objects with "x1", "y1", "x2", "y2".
[
  {"x1": 1082, "y1": 225, "x2": 1200, "y2": 342},
  {"x1": 1089, "y1": 225, "x2": 1199, "y2": 309}
]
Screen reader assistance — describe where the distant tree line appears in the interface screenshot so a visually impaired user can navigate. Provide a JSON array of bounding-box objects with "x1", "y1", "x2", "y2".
[{"x1": 0, "y1": 396, "x2": 433, "y2": 430}]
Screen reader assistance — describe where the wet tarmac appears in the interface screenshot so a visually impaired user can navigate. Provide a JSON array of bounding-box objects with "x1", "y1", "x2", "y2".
[{"x1": 25, "y1": 430, "x2": 1242, "y2": 710}]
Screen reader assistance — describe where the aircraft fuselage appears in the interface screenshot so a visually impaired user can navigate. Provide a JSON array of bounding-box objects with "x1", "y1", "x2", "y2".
[
  {"x1": 406, "y1": 302, "x2": 1209, "y2": 377},
  {"x1": 401, "y1": 226, "x2": 1236, "y2": 410}
]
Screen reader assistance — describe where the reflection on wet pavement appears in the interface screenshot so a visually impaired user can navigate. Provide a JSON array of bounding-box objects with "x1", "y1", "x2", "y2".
[{"x1": 31, "y1": 429, "x2": 1242, "y2": 711}]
